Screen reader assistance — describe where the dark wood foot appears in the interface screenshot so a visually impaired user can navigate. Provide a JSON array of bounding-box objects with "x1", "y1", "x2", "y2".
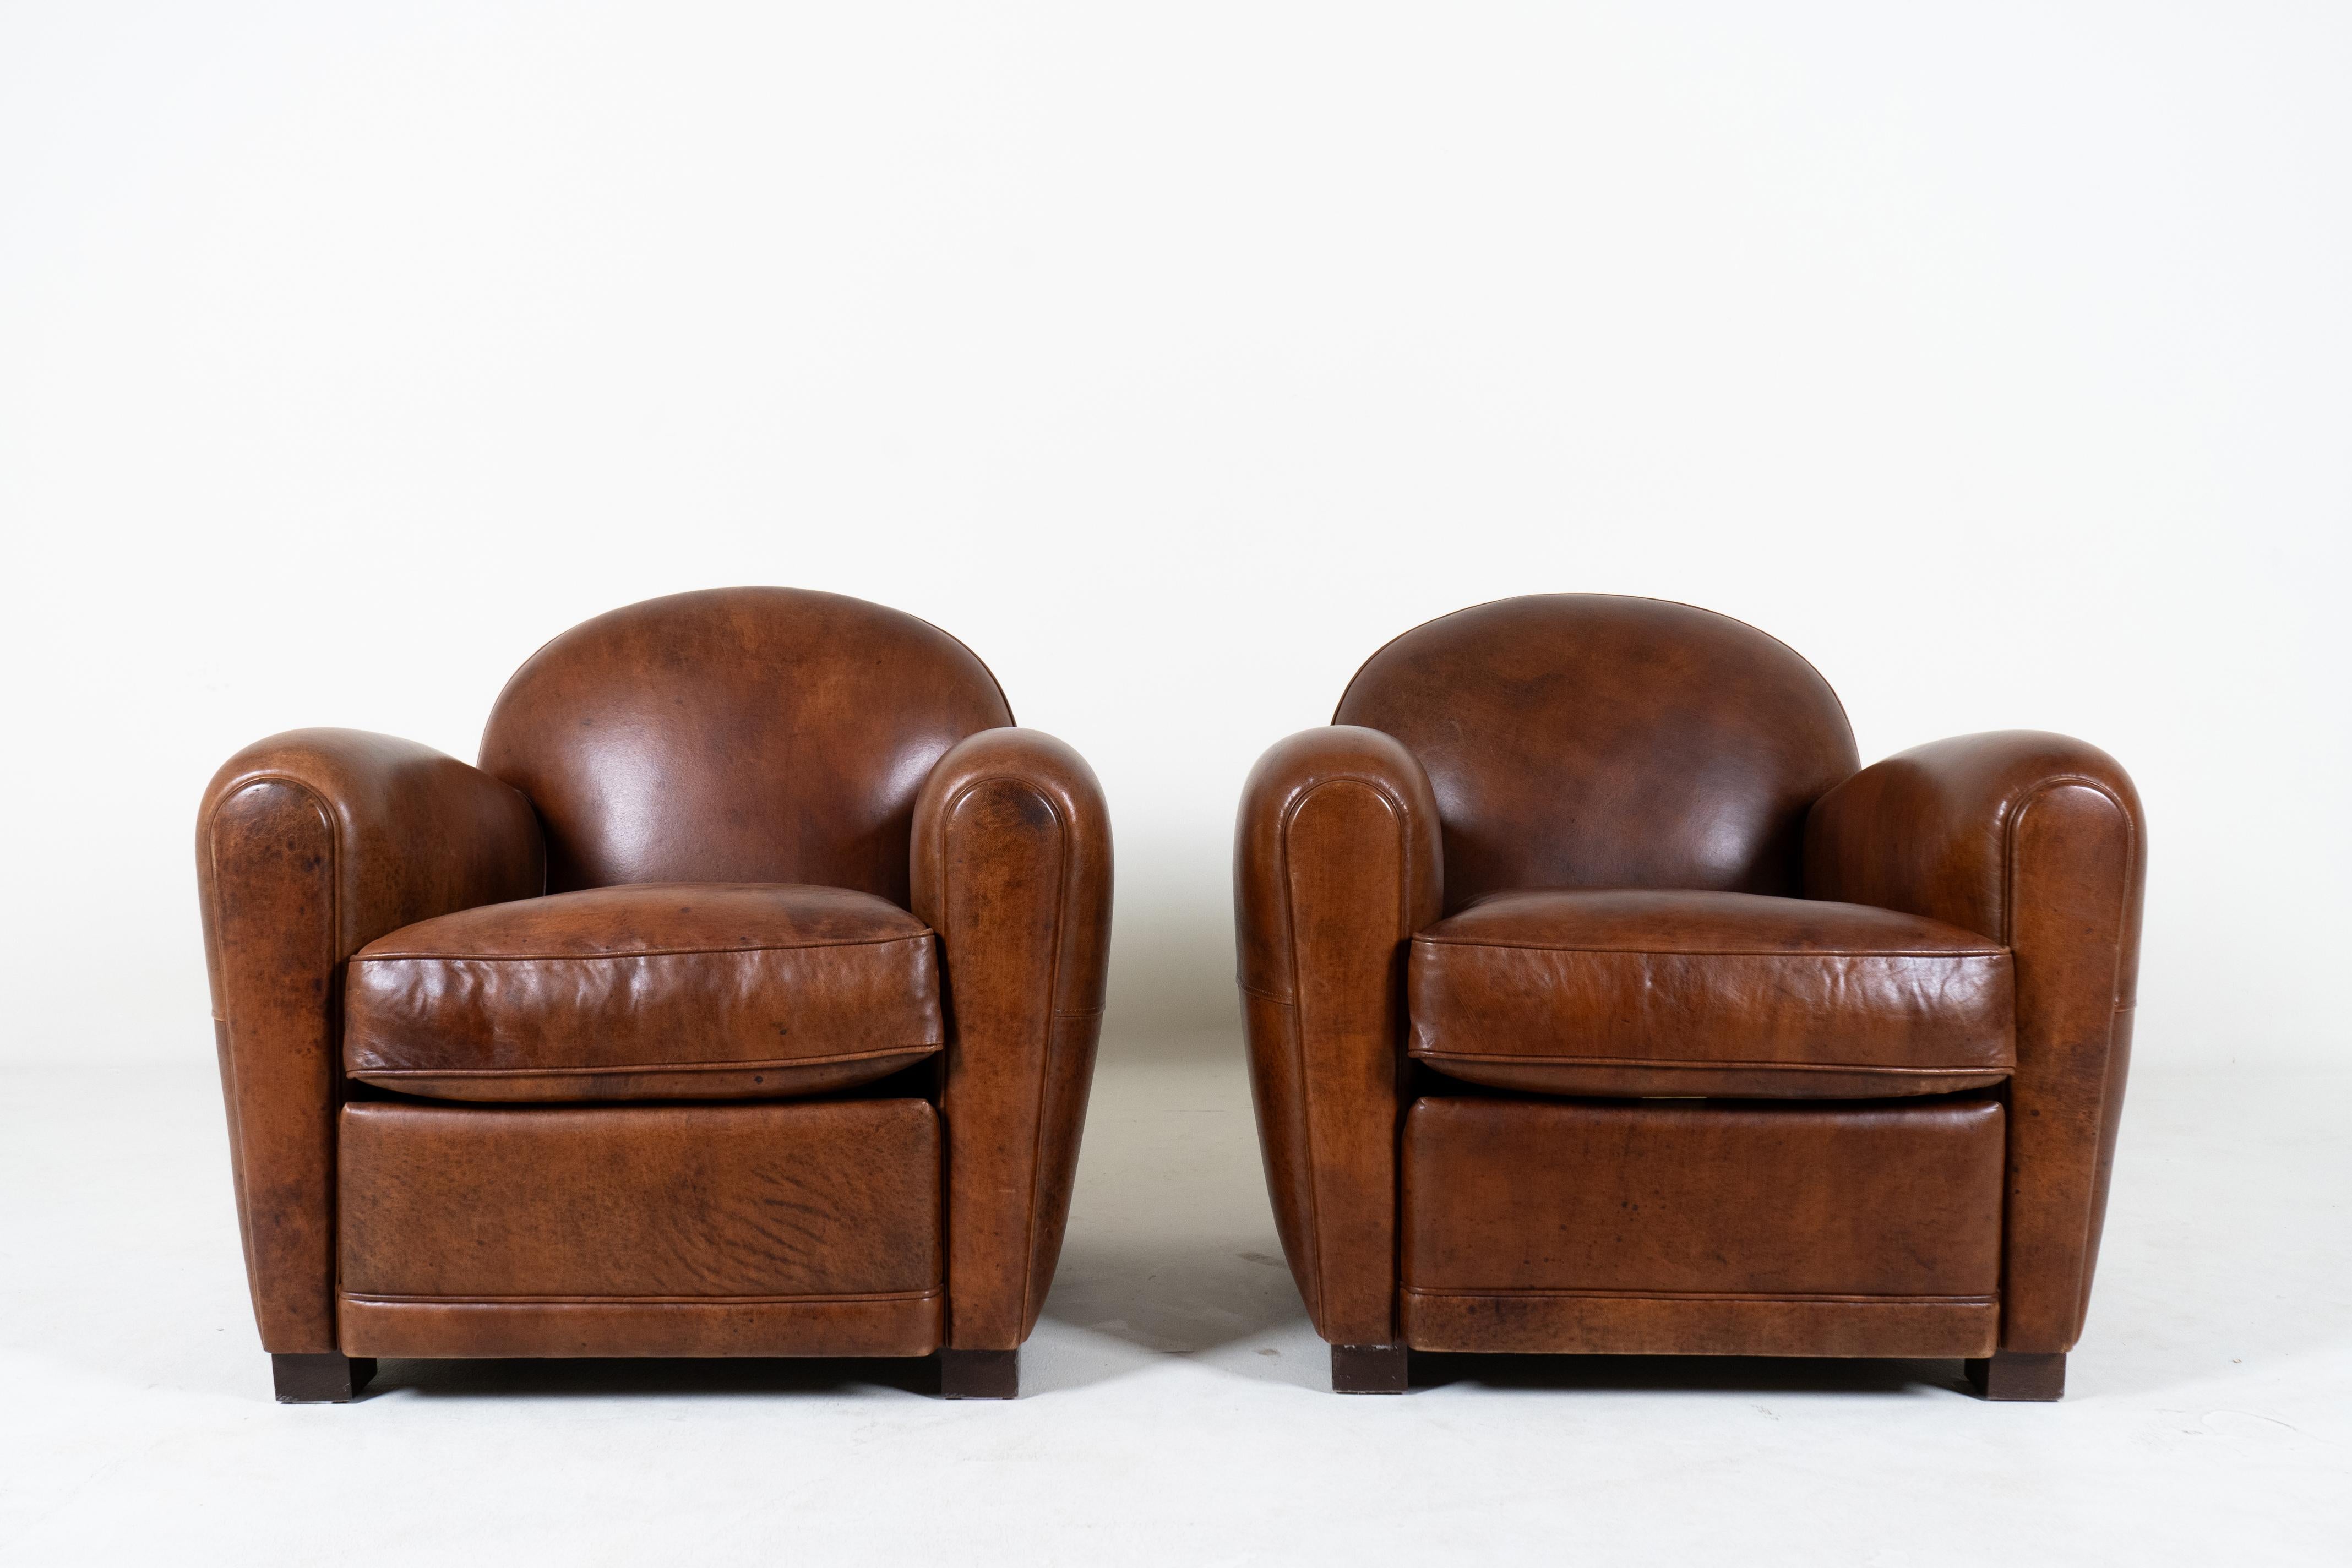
[
  {"x1": 1965, "y1": 1351, "x2": 2066, "y2": 1402},
  {"x1": 940, "y1": 1348, "x2": 1019, "y2": 1400},
  {"x1": 272, "y1": 1353, "x2": 377, "y2": 1404},
  {"x1": 1331, "y1": 1343, "x2": 1409, "y2": 1394}
]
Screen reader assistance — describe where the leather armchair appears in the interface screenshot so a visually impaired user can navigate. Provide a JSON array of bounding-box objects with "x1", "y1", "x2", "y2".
[
  {"x1": 199, "y1": 588, "x2": 1110, "y2": 1401},
  {"x1": 1236, "y1": 595, "x2": 2143, "y2": 1399}
]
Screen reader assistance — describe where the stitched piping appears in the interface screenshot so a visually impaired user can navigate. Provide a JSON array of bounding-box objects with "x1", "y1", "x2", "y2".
[
  {"x1": 937, "y1": 772, "x2": 1072, "y2": 1341},
  {"x1": 1407, "y1": 1051, "x2": 2004, "y2": 1076},
  {"x1": 2001, "y1": 774, "x2": 2140, "y2": 1338},
  {"x1": 1278, "y1": 773, "x2": 1415, "y2": 1333},
  {"x1": 342, "y1": 1289, "x2": 941, "y2": 1306},
  {"x1": 1410, "y1": 938, "x2": 2008, "y2": 958},
  {"x1": 204, "y1": 775, "x2": 343, "y2": 1341},
  {"x1": 353, "y1": 1043, "x2": 940, "y2": 1079},
  {"x1": 1398, "y1": 1288, "x2": 1996, "y2": 1305},
  {"x1": 355, "y1": 932, "x2": 934, "y2": 962}
]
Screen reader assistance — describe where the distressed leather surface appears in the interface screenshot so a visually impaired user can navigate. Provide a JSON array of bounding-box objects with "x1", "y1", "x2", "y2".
[
  {"x1": 1807, "y1": 731, "x2": 2146, "y2": 1354},
  {"x1": 913, "y1": 728, "x2": 1113, "y2": 1350},
  {"x1": 345, "y1": 882, "x2": 941, "y2": 1101},
  {"x1": 1409, "y1": 888, "x2": 2013, "y2": 1098},
  {"x1": 479, "y1": 587, "x2": 1012, "y2": 901},
  {"x1": 1233, "y1": 725, "x2": 1442, "y2": 1346},
  {"x1": 1401, "y1": 1095, "x2": 2004, "y2": 1357},
  {"x1": 338, "y1": 1098, "x2": 941, "y2": 1357},
  {"x1": 198, "y1": 729, "x2": 545, "y2": 1352}
]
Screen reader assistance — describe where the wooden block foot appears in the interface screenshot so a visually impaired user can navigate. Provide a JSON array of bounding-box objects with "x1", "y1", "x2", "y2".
[
  {"x1": 1331, "y1": 1343, "x2": 1409, "y2": 1394},
  {"x1": 940, "y1": 1347, "x2": 1019, "y2": 1400},
  {"x1": 1965, "y1": 1351, "x2": 2066, "y2": 1402},
  {"x1": 272, "y1": 1353, "x2": 376, "y2": 1404}
]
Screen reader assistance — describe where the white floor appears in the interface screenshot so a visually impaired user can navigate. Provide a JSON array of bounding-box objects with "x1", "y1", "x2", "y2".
[{"x1": 2, "y1": 1043, "x2": 2344, "y2": 1565}]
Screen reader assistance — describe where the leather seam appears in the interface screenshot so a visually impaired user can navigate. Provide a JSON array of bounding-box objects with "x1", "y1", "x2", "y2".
[
  {"x1": 341, "y1": 1289, "x2": 942, "y2": 1306},
  {"x1": 353, "y1": 933, "x2": 934, "y2": 962},
  {"x1": 1398, "y1": 1288, "x2": 1997, "y2": 1305},
  {"x1": 351, "y1": 1044, "x2": 940, "y2": 1079},
  {"x1": 2002, "y1": 774, "x2": 2139, "y2": 1346},
  {"x1": 1407, "y1": 1051, "x2": 2007, "y2": 1075},
  {"x1": 205, "y1": 776, "x2": 344, "y2": 1346},
  {"x1": 1411, "y1": 940, "x2": 2008, "y2": 959},
  {"x1": 937, "y1": 772, "x2": 1071, "y2": 1342},
  {"x1": 1278, "y1": 775, "x2": 1412, "y2": 1337}
]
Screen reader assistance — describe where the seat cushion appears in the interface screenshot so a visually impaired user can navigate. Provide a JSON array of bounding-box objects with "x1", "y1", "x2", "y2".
[
  {"x1": 1407, "y1": 889, "x2": 2013, "y2": 1098},
  {"x1": 345, "y1": 883, "x2": 941, "y2": 1102}
]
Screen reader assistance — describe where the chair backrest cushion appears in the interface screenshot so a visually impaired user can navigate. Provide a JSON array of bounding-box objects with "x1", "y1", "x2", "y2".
[
  {"x1": 1333, "y1": 594, "x2": 1856, "y2": 908},
  {"x1": 481, "y1": 587, "x2": 1012, "y2": 899}
]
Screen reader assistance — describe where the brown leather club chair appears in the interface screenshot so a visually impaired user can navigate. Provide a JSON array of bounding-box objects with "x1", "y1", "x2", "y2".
[
  {"x1": 1236, "y1": 595, "x2": 2143, "y2": 1400},
  {"x1": 199, "y1": 588, "x2": 1109, "y2": 1402}
]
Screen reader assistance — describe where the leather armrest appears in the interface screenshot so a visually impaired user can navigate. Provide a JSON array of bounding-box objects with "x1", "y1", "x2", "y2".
[
  {"x1": 1805, "y1": 730, "x2": 2146, "y2": 1352},
  {"x1": 1233, "y1": 725, "x2": 1443, "y2": 1345},
  {"x1": 911, "y1": 727, "x2": 1113, "y2": 1349},
  {"x1": 197, "y1": 728, "x2": 545, "y2": 1351}
]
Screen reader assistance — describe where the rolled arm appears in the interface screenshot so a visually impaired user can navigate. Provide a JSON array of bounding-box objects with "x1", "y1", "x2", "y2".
[
  {"x1": 911, "y1": 728, "x2": 1113, "y2": 1349},
  {"x1": 1804, "y1": 730, "x2": 2146, "y2": 1352},
  {"x1": 197, "y1": 728, "x2": 545, "y2": 1352},
  {"x1": 1233, "y1": 726, "x2": 1443, "y2": 1346}
]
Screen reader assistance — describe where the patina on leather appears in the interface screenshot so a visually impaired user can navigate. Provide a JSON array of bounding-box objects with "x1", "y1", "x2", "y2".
[
  {"x1": 1237, "y1": 594, "x2": 2144, "y2": 1389},
  {"x1": 199, "y1": 587, "x2": 1110, "y2": 1387}
]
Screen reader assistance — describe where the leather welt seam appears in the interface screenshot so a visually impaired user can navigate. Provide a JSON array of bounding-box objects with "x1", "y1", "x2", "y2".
[
  {"x1": 1412, "y1": 940, "x2": 2008, "y2": 959},
  {"x1": 352, "y1": 1044, "x2": 939, "y2": 1077},
  {"x1": 1409, "y1": 1051, "x2": 2008, "y2": 1075},
  {"x1": 1277, "y1": 775, "x2": 1412, "y2": 1335},
  {"x1": 342, "y1": 1289, "x2": 943, "y2": 1306},
  {"x1": 1400, "y1": 1288, "x2": 1998, "y2": 1306},
  {"x1": 938, "y1": 772, "x2": 1072, "y2": 1337},
  {"x1": 353, "y1": 933, "x2": 935, "y2": 962}
]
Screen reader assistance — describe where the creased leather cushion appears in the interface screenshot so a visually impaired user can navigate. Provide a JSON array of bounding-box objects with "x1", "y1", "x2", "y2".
[
  {"x1": 346, "y1": 883, "x2": 941, "y2": 1102},
  {"x1": 1408, "y1": 889, "x2": 2013, "y2": 1099}
]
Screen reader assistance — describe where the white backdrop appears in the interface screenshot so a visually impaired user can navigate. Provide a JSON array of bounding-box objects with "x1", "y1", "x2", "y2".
[{"x1": 3, "y1": 3, "x2": 2344, "y2": 1068}]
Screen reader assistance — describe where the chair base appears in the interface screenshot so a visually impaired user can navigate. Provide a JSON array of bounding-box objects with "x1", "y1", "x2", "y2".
[
  {"x1": 272, "y1": 1353, "x2": 377, "y2": 1404},
  {"x1": 1965, "y1": 1351, "x2": 2066, "y2": 1402},
  {"x1": 940, "y1": 1348, "x2": 1019, "y2": 1400},
  {"x1": 1332, "y1": 1343, "x2": 1409, "y2": 1394}
]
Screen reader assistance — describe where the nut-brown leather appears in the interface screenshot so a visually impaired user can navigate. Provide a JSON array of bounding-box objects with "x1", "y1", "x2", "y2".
[
  {"x1": 1408, "y1": 889, "x2": 2014, "y2": 1098},
  {"x1": 480, "y1": 587, "x2": 1013, "y2": 901},
  {"x1": 912, "y1": 727, "x2": 1113, "y2": 1350},
  {"x1": 200, "y1": 589, "x2": 1109, "y2": 1369},
  {"x1": 1401, "y1": 1095, "x2": 2002, "y2": 1355},
  {"x1": 1237, "y1": 596, "x2": 2144, "y2": 1374},
  {"x1": 337, "y1": 1098, "x2": 941, "y2": 1358},
  {"x1": 344, "y1": 883, "x2": 941, "y2": 1101},
  {"x1": 1333, "y1": 595, "x2": 1859, "y2": 910},
  {"x1": 199, "y1": 729, "x2": 545, "y2": 1353},
  {"x1": 1806, "y1": 731, "x2": 2146, "y2": 1356},
  {"x1": 1232, "y1": 725, "x2": 1442, "y2": 1346}
]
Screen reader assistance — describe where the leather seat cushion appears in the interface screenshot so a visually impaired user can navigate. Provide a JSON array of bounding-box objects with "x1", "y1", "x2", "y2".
[
  {"x1": 345, "y1": 883, "x2": 941, "y2": 1102},
  {"x1": 1408, "y1": 889, "x2": 2014, "y2": 1099}
]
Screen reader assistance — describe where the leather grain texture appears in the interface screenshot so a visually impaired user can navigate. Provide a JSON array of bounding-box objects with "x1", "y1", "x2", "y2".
[
  {"x1": 1334, "y1": 594, "x2": 1858, "y2": 909},
  {"x1": 1807, "y1": 731, "x2": 2146, "y2": 1354},
  {"x1": 345, "y1": 882, "x2": 941, "y2": 1101},
  {"x1": 912, "y1": 727, "x2": 1113, "y2": 1349},
  {"x1": 337, "y1": 1098, "x2": 941, "y2": 1357},
  {"x1": 203, "y1": 590, "x2": 1106, "y2": 1372},
  {"x1": 1401, "y1": 1095, "x2": 2004, "y2": 1357},
  {"x1": 1233, "y1": 726, "x2": 1443, "y2": 1345},
  {"x1": 1408, "y1": 888, "x2": 2013, "y2": 1098},
  {"x1": 198, "y1": 729, "x2": 544, "y2": 1353},
  {"x1": 1234, "y1": 598, "x2": 2142, "y2": 1374},
  {"x1": 480, "y1": 587, "x2": 1012, "y2": 901}
]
